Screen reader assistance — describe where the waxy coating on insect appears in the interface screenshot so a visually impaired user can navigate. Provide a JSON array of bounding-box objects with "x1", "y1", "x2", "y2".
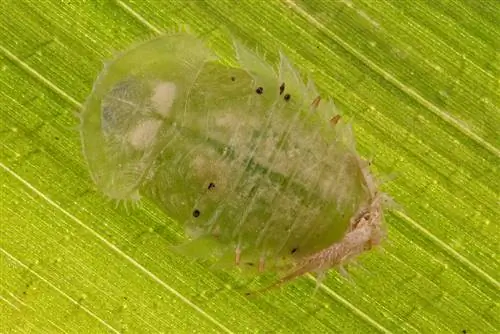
[{"x1": 79, "y1": 31, "x2": 390, "y2": 289}]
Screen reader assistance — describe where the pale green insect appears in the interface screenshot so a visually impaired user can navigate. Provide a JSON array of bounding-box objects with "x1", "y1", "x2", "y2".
[{"x1": 80, "y1": 32, "x2": 388, "y2": 287}]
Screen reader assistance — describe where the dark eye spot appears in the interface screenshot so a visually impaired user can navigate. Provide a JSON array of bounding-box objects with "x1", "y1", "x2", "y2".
[
  {"x1": 284, "y1": 93, "x2": 291, "y2": 101},
  {"x1": 256, "y1": 87, "x2": 264, "y2": 94},
  {"x1": 279, "y1": 83, "x2": 285, "y2": 95},
  {"x1": 208, "y1": 182, "x2": 216, "y2": 190},
  {"x1": 291, "y1": 247, "x2": 298, "y2": 254},
  {"x1": 231, "y1": 76, "x2": 236, "y2": 81},
  {"x1": 192, "y1": 209, "x2": 200, "y2": 218}
]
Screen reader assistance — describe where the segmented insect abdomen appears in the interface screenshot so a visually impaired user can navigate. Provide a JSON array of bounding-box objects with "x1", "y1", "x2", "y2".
[{"x1": 141, "y1": 61, "x2": 370, "y2": 270}]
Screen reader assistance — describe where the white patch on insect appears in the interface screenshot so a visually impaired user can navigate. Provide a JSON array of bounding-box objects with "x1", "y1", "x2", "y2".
[
  {"x1": 127, "y1": 119, "x2": 162, "y2": 150},
  {"x1": 151, "y1": 81, "x2": 177, "y2": 117},
  {"x1": 215, "y1": 113, "x2": 241, "y2": 128}
]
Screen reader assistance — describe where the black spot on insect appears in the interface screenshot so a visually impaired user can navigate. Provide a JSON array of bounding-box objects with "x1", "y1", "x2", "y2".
[
  {"x1": 291, "y1": 247, "x2": 298, "y2": 254},
  {"x1": 245, "y1": 262, "x2": 255, "y2": 266},
  {"x1": 192, "y1": 209, "x2": 200, "y2": 218},
  {"x1": 279, "y1": 82, "x2": 285, "y2": 95},
  {"x1": 284, "y1": 93, "x2": 291, "y2": 101},
  {"x1": 461, "y1": 330, "x2": 467, "y2": 334},
  {"x1": 231, "y1": 76, "x2": 236, "y2": 81},
  {"x1": 256, "y1": 87, "x2": 264, "y2": 94},
  {"x1": 208, "y1": 182, "x2": 216, "y2": 190}
]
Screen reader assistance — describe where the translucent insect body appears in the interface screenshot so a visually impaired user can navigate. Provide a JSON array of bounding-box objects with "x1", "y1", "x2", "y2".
[{"x1": 80, "y1": 32, "x2": 388, "y2": 287}]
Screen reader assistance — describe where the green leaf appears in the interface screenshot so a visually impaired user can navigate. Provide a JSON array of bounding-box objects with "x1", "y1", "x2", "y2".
[{"x1": 1, "y1": 1, "x2": 498, "y2": 333}]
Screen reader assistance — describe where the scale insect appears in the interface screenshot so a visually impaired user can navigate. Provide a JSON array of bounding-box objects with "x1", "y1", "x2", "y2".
[{"x1": 79, "y1": 31, "x2": 390, "y2": 289}]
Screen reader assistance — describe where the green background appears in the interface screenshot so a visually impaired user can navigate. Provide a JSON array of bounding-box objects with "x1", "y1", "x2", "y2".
[{"x1": 1, "y1": 1, "x2": 498, "y2": 333}]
